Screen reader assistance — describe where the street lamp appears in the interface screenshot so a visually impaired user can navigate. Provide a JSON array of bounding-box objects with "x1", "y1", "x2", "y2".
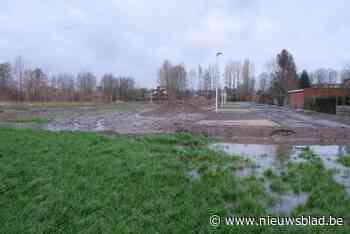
[{"x1": 216, "y1": 52, "x2": 223, "y2": 113}]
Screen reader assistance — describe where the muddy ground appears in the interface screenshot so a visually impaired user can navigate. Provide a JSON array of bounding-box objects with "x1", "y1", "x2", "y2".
[
  {"x1": 0, "y1": 102, "x2": 206, "y2": 135},
  {"x1": 190, "y1": 102, "x2": 350, "y2": 144},
  {"x1": 1, "y1": 101, "x2": 350, "y2": 144}
]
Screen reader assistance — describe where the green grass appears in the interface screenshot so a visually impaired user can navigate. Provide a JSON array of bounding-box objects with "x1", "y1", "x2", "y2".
[
  {"x1": 269, "y1": 178, "x2": 289, "y2": 194},
  {"x1": 0, "y1": 102, "x2": 98, "y2": 109},
  {"x1": 0, "y1": 102, "x2": 152, "y2": 112},
  {"x1": 337, "y1": 155, "x2": 350, "y2": 168},
  {"x1": 282, "y1": 160, "x2": 350, "y2": 220},
  {"x1": 263, "y1": 169, "x2": 274, "y2": 178},
  {"x1": 0, "y1": 129, "x2": 349, "y2": 233},
  {"x1": 262, "y1": 149, "x2": 350, "y2": 228},
  {"x1": 297, "y1": 147, "x2": 318, "y2": 162},
  {"x1": 6, "y1": 116, "x2": 50, "y2": 124}
]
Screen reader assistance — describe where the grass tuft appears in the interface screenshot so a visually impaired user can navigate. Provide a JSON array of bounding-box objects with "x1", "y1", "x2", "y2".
[
  {"x1": 7, "y1": 116, "x2": 50, "y2": 123},
  {"x1": 337, "y1": 155, "x2": 350, "y2": 168}
]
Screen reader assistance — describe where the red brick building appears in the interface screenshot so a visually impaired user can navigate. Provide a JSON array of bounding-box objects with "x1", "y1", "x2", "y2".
[
  {"x1": 288, "y1": 89, "x2": 304, "y2": 109},
  {"x1": 288, "y1": 88, "x2": 346, "y2": 113}
]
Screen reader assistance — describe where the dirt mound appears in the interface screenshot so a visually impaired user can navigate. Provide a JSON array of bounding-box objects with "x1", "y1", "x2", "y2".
[
  {"x1": 189, "y1": 96, "x2": 214, "y2": 108},
  {"x1": 143, "y1": 97, "x2": 214, "y2": 117}
]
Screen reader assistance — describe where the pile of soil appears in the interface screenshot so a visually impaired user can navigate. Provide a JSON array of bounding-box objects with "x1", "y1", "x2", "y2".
[
  {"x1": 142, "y1": 97, "x2": 214, "y2": 117},
  {"x1": 189, "y1": 96, "x2": 214, "y2": 108}
]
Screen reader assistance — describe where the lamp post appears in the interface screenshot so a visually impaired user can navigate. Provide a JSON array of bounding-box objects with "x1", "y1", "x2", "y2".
[
  {"x1": 221, "y1": 75, "x2": 226, "y2": 107},
  {"x1": 216, "y1": 52, "x2": 223, "y2": 113}
]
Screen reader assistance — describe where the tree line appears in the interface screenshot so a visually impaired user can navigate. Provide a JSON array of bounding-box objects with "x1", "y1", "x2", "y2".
[
  {"x1": 257, "y1": 49, "x2": 350, "y2": 105},
  {"x1": 157, "y1": 59, "x2": 256, "y2": 100},
  {"x1": 158, "y1": 49, "x2": 350, "y2": 105},
  {"x1": 0, "y1": 56, "x2": 145, "y2": 102}
]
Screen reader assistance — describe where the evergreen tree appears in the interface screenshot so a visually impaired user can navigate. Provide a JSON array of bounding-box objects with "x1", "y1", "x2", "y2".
[{"x1": 299, "y1": 70, "x2": 311, "y2": 89}]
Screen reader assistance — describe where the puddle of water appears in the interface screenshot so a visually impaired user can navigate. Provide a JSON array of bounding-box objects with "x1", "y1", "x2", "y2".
[
  {"x1": 210, "y1": 143, "x2": 350, "y2": 194},
  {"x1": 187, "y1": 169, "x2": 200, "y2": 182},
  {"x1": 269, "y1": 192, "x2": 309, "y2": 216},
  {"x1": 210, "y1": 143, "x2": 294, "y2": 177},
  {"x1": 235, "y1": 167, "x2": 252, "y2": 177},
  {"x1": 210, "y1": 143, "x2": 350, "y2": 215},
  {"x1": 96, "y1": 119, "x2": 106, "y2": 131}
]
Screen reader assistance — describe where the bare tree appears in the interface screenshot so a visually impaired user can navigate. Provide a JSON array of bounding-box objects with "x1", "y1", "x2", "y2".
[
  {"x1": 224, "y1": 61, "x2": 241, "y2": 90},
  {"x1": 118, "y1": 77, "x2": 135, "y2": 101},
  {"x1": 276, "y1": 49, "x2": 298, "y2": 91},
  {"x1": 198, "y1": 64, "x2": 216, "y2": 98},
  {"x1": 77, "y1": 72, "x2": 96, "y2": 101},
  {"x1": 49, "y1": 75, "x2": 59, "y2": 101},
  {"x1": 341, "y1": 64, "x2": 350, "y2": 82},
  {"x1": 258, "y1": 72, "x2": 270, "y2": 92},
  {"x1": 57, "y1": 74, "x2": 76, "y2": 101},
  {"x1": 328, "y1": 69, "x2": 338, "y2": 84},
  {"x1": 202, "y1": 69, "x2": 211, "y2": 93},
  {"x1": 158, "y1": 60, "x2": 187, "y2": 100},
  {"x1": 101, "y1": 73, "x2": 115, "y2": 101},
  {"x1": 314, "y1": 68, "x2": 338, "y2": 84},
  {"x1": 23, "y1": 68, "x2": 49, "y2": 101},
  {"x1": 188, "y1": 69, "x2": 197, "y2": 94},
  {"x1": 270, "y1": 49, "x2": 298, "y2": 105},
  {"x1": 314, "y1": 68, "x2": 328, "y2": 84},
  {"x1": 209, "y1": 64, "x2": 216, "y2": 91},
  {"x1": 224, "y1": 64, "x2": 234, "y2": 90},
  {"x1": 197, "y1": 65, "x2": 203, "y2": 91},
  {"x1": 0, "y1": 63, "x2": 14, "y2": 100},
  {"x1": 172, "y1": 64, "x2": 187, "y2": 95},
  {"x1": 0, "y1": 57, "x2": 142, "y2": 102},
  {"x1": 14, "y1": 56, "x2": 25, "y2": 100},
  {"x1": 240, "y1": 59, "x2": 254, "y2": 99},
  {"x1": 158, "y1": 60, "x2": 172, "y2": 88}
]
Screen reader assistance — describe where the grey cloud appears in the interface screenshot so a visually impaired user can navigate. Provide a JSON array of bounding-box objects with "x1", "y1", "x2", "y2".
[{"x1": 0, "y1": 0, "x2": 349, "y2": 87}]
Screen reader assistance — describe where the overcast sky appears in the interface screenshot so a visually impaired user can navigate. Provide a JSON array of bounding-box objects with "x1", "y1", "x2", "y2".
[{"x1": 0, "y1": 0, "x2": 349, "y2": 87}]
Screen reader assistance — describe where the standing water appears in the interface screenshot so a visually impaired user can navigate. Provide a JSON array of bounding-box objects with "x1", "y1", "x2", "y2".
[
  {"x1": 210, "y1": 143, "x2": 350, "y2": 215},
  {"x1": 210, "y1": 143, "x2": 350, "y2": 194}
]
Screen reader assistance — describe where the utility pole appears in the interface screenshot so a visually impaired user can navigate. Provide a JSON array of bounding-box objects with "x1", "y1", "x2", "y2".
[{"x1": 216, "y1": 52, "x2": 223, "y2": 113}]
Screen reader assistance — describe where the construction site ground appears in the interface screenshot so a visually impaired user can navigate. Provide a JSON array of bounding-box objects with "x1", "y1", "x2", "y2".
[{"x1": 1, "y1": 101, "x2": 350, "y2": 144}]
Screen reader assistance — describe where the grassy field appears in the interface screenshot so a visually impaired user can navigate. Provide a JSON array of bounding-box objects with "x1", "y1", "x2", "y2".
[
  {"x1": 4, "y1": 116, "x2": 50, "y2": 124},
  {"x1": 338, "y1": 155, "x2": 350, "y2": 168},
  {"x1": 0, "y1": 101, "x2": 152, "y2": 111},
  {"x1": 0, "y1": 129, "x2": 349, "y2": 233}
]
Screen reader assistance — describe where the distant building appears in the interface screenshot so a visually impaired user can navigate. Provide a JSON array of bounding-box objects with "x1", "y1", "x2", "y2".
[
  {"x1": 288, "y1": 87, "x2": 346, "y2": 114},
  {"x1": 151, "y1": 86, "x2": 168, "y2": 102}
]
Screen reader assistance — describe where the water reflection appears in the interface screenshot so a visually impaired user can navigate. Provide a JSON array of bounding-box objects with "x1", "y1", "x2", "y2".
[
  {"x1": 269, "y1": 192, "x2": 309, "y2": 216},
  {"x1": 210, "y1": 143, "x2": 350, "y2": 194},
  {"x1": 210, "y1": 143, "x2": 297, "y2": 176},
  {"x1": 211, "y1": 143, "x2": 350, "y2": 159}
]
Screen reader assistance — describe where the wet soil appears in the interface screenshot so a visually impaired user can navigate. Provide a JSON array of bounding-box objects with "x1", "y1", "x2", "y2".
[
  {"x1": 0, "y1": 102, "x2": 206, "y2": 135},
  {"x1": 1, "y1": 101, "x2": 350, "y2": 145}
]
